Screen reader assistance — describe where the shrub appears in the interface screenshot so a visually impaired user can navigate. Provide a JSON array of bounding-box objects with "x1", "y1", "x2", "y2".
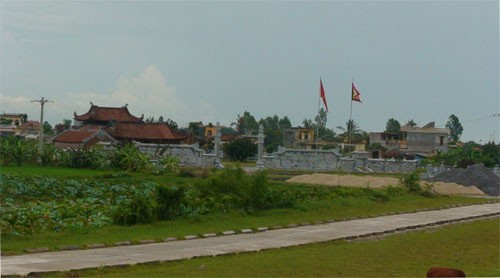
[
  {"x1": 112, "y1": 183, "x2": 157, "y2": 225},
  {"x1": 156, "y1": 155, "x2": 180, "y2": 174},
  {"x1": 156, "y1": 185, "x2": 186, "y2": 220},
  {"x1": 400, "y1": 171, "x2": 422, "y2": 194},
  {"x1": 193, "y1": 167, "x2": 271, "y2": 213},
  {"x1": 112, "y1": 143, "x2": 152, "y2": 172}
]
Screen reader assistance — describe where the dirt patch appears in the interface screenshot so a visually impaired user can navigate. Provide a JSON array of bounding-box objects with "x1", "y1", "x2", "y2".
[
  {"x1": 287, "y1": 173, "x2": 486, "y2": 196},
  {"x1": 428, "y1": 164, "x2": 500, "y2": 196},
  {"x1": 287, "y1": 174, "x2": 399, "y2": 188}
]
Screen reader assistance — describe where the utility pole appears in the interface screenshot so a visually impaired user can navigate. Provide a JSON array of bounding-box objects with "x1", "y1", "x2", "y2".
[{"x1": 31, "y1": 97, "x2": 52, "y2": 156}]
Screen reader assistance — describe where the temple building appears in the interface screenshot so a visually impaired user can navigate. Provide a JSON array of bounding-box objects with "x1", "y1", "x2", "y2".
[{"x1": 53, "y1": 103, "x2": 186, "y2": 149}]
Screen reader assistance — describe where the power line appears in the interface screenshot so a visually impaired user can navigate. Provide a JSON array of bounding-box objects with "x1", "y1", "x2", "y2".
[{"x1": 462, "y1": 114, "x2": 500, "y2": 123}]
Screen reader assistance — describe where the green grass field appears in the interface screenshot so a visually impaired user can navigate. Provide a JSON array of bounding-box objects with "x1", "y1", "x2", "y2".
[
  {"x1": 2, "y1": 194, "x2": 491, "y2": 255},
  {"x1": 54, "y1": 218, "x2": 500, "y2": 277},
  {"x1": 0, "y1": 165, "x2": 118, "y2": 177},
  {"x1": 1, "y1": 165, "x2": 494, "y2": 255}
]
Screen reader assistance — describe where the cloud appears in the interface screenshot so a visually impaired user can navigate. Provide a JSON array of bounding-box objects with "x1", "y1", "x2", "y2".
[
  {"x1": 64, "y1": 65, "x2": 215, "y2": 126},
  {"x1": 2, "y1": 65, "x2": 215, "y2": 126}
]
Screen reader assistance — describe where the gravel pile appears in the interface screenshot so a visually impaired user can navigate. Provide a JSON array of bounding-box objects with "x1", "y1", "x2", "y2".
[{"x1": 430, "y1": 164, "x2": 500, "y2": 196}]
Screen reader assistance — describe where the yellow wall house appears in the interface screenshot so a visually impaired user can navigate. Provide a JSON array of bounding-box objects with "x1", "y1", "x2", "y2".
[{"x1": 283, "y1": 128, "x2": 315, "y2": 149}]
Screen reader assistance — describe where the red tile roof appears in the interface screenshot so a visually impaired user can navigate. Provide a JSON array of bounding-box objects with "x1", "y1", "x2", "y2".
[
  {"x1": 74, "y1": 105, "x2": 143, "y2": 123},
  {"x1": 53, "y1": 130, "x2": 95, "y2": 143},
  {"x1": 109, "y1": 123, "x2": 186, "y2": 141}
]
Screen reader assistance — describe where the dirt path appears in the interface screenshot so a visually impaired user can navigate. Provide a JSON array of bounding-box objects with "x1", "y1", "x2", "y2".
[{"x1": 287, "y1": 173, "x2": 486, "y2": 196}]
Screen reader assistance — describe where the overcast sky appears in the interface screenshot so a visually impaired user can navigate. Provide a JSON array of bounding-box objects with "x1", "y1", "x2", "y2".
[{"x1": 1, "y1": 1, "x2": 498, "y2": 142}]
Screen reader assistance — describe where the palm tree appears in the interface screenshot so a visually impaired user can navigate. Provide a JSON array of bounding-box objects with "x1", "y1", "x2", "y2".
[{"x1": 335, "y1": 120, "x2": 363, "y2": 143}]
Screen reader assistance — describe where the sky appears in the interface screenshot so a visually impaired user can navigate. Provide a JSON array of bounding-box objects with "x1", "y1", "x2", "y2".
[{"x1": 1, "y1": 0, "x2": 499, "y2": 143}]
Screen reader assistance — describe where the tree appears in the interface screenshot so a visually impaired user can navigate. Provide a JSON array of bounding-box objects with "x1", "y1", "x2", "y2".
[
  {"x1": 42, "y1": 121, "x2": 53, "y2": 135},
  {"x1": 480, "y1": 141, "x2": 500, "y2": 167},
  {"x1": 257, "y1": 114, "x2": 293, "y2": 153},
  {"x1": 278, "y1": 116, "x2": 292, "y2": 129},
  {"x1": 235, "y1": 111, "x2": 258, "y2": 135},
  {"x1": 385, "y1": 118, "x2": 401, "y2": 134},
  {"x1": 112, "y1": 143, "x2": 151, "y2": 171},
  {"x1": 187, "y1": 121, "x2": 203, "y2": 136},
  {"x1": 223, "y1": 138, "x2": 257, "y2": 162},
  {"x1": 63, "y1": 119, "x2": 72, "y2": 129},
  {"x1": 166, "y1": 118, "x2": 178, "y2": 130},
  {"x1": 405, "y1": 119, "x2": 417, "y2": 127},
  {"x1": 158, "y1": 116, "x2": 164, "y2": 123},
  {"x1": 302, "y1": 119, "x2": 314, "y2": 129},
  {"x1": 336, "y1": 119, "x2": 363, "y2": 143},
  {"x1": 315, "y1": 108, "x2": 327, "y2": 129},
  {"x1": 55, "y1": 119, "x2": 72, "y2": 134},
  {"x1": 445, "y1": 114, "x2": 463, "y2": 142}
]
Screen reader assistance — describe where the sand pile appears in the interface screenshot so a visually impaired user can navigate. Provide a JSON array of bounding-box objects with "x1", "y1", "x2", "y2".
[
  {"x1": 429, "y1": 164, "x2": 499, "y2": 196},
  {"x1": 287, "y1": 173, "x2": 486, "y2": 196},
  {"x1": 287, "y1": 173, "x2": 399, "y2": 188},
  {"x1": 429, "y1": 182, "x2": 486, "y2": 196}
]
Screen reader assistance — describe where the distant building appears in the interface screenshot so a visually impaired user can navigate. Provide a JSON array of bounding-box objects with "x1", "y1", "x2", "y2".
[
  {"x1": 369, "y1": 122, "x2": 450, "y2": 156},
  {"x1": 400, "y1": 122, "x2": 450, "y2": 154},
  {"x1": 73, "y1": 103, "x2": 143, "y2": 126},
  {"x1": 0, "y1": 113, "x2": 26, "y2": 126},
  {"x1": 283, "y1": 128, "x2": 315, "y2": 150},
  {"x1": 0, "y1": 113, "x2": 28, "y2": 136},
  {"x1": 204, "y1": 124, "x2": 216, "y2": 137},
  {"x1": 19, "y1": 121, "x2": 41, "y2": 137},
  {"x1": 53, "y1": 103, "x2": 186, "y2": 148},
  {"x1": 53, "y1": 129, "x2": 117, "y2": 149}
]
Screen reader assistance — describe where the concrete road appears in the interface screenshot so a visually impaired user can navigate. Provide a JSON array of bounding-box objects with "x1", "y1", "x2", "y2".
[{"x1": 2, "y1": 203, "x2": 499, "y2": 276}]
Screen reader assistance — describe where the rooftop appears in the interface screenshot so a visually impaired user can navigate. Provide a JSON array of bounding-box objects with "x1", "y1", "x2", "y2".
[{"x1": 74, "y1": 103, "x2": 143, "y2": 123}]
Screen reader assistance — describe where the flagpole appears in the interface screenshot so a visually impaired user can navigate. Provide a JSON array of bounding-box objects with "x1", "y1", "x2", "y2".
[
  {"x1": 316, "y1": 78, "x2": 321, "y2": 171},
  {"x1": 349, "y1": 78, "x2": 353, "y2": 152}
]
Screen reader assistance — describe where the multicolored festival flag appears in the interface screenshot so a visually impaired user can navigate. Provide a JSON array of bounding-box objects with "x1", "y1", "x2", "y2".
[
  {"x1": 320, "y1": 79, "x2": 328, "y2": 112},
  {"x1": 351, "y1": 81, "x2": 362, "y2": 103}
]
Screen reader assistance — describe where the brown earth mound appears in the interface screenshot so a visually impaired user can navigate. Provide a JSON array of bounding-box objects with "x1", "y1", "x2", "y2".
[{"x1": 287, "y1": 174, "x2": 486, "y2": 196}]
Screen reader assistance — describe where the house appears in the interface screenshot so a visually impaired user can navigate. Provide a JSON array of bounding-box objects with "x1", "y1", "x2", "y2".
[
  {"x1": 204, "y1": 124, "x2": 216, "y2": 137},
  {"x1": 283, "y1": 128, "x2": 315, "y2": 149},
  {"x1": 53, "y1": 103, "x2": 186, "y2": 148},
  {"x1": 369, "y1": 122, "x2": 450, "y2": 156},
  {"x1": 0, "y1": 113, "x2": 26, "y2": 126},
  {"x1": 400, "y1": 122, "x2": 449, "y2": 154},
  {"x1": 0, "y1": 113, "x2": 27, "y2": 136},
  {"x1": 19, "y1": 121, "x2": 41, "y2": 137}
]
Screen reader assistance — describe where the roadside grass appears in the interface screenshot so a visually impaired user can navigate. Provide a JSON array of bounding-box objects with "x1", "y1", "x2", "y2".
[
  {"x1": 57, "y1": 218, "x2": 500, "y2": 277},
  {"x1": 1, "y1": 193, "x2": 491, "y2": 255}
]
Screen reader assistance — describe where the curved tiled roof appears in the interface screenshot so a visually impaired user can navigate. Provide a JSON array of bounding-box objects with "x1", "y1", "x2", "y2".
[
  {"x1": 110, "y1": 123, "x2": 186, "y2": 141},
  {"x1": 53, "y1": 130, "x2": 95, "y2": 143},
  {"x1": 74, "y1": 105, "x2": 143, "y2": 123}
]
